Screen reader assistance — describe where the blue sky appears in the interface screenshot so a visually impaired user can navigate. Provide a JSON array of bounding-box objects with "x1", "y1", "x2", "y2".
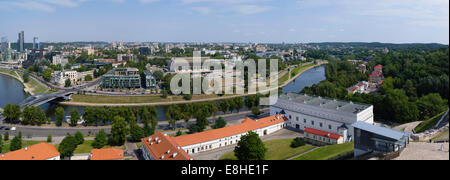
[{"x1": 0, "y1": 0, "x2": 448, "y2": 44}]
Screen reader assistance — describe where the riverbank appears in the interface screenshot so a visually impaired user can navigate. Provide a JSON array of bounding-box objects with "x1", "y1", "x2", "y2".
[
  {"x1": 0, "y1": 68, "x2": 50, "y2": 95},
  {"x1": 60, "y1": 63, "x2": 326, "y2": 107}
]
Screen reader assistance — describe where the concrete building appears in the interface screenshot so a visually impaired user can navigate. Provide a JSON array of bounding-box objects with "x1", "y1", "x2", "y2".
[
  {"x1": 270, "y1": 93, "x2": 374, "y2": 141},
  {"x1": 17, "y1": 31, "x2": 24, "y2": 52},
  {"x1": 0, "y1": 143, "x2": 60, "y2": 160},
  {"x1": 141, "y1": 132, "x2": 193, "y2": 160},
  {"x1": 52, "y1": 55, "x2": 69, "y2": 66},
  {"x1": 102, "y1": 68, "x2": 141, "y2": 89},
  {"x1": 169, "y1": 57, "x2": 223, "y2": 73},
  {"x1": 352, "y1": 121, "x2": 409, "y2": 157}
]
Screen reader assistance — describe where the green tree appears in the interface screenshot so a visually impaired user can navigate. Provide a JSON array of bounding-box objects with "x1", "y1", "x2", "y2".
[
  {"x1": 417, "y1": 93, "x2": 448, "y2": 120},
  {"x1": 43, "y1": 69, "x2": 52, "y2": 82},
  {"x1": 219, "y1": 99, "x2": 230, "y2": 114},
  {"x1": 4, "y1": 132, "x2": 9, "y2": 141},
  {"x1": 234, "y1": 131, "x2": 267, "y2": 160},
  {"x1": 110, "y1": 116, "x2": 128, "y2": 146},
  {"x1": 64, "y1": 78, "x2": 71, "y2": 87},
  {"x1": 69, "y1": 109, "x2": 80, "y2": 127},
  {"x1": 92, "y1": 130, "x2": 108, "y2": 149},
  {"x1": 22, "y1": 71, "x2": 30, "y2": 83},
  {"x1": 252, "y1": 107, "x2": 261, "y2": 116},
  {"x1": 166, "y1": 104, "x2": 182, "y2": 129},
  {"x1": 47, "y1": 135, "x2": 52, "y2": 143},
  {"x1": 84, "y1": 74, "x2": 93, "y2": 81},
  {"x1": 3, "y1": 104, "x2": 21, "y2": 124},
  {"x1": 9, "y1": 136, "x2": 22, "y2": 152},
  {"x1": 234, "y1": 97, "x2": 244, "y2": 112},
  {"x1": 55, "y1": 107, "x2": 65, "y2": 127},
  {"x1": 130, "y1": 121, "x2": 144, "y2": 142},
  {"x1": 74, "y1": 131, "x2": 84, "y2": 145},
  {"x1": 58, "y1": 135, "x2": 77, "y2": 160},
  {"x1": 213, "y1": 117, "x2": 227, "y2": 129}
]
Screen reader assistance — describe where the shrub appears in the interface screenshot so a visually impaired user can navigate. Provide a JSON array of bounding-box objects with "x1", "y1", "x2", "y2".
[{"x1": 290, "y1": 137, "x2": 305, "y2": 148}]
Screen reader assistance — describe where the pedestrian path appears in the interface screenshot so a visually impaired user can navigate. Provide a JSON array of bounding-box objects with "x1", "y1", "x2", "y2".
[{"x1": 287, "y1": 147, "x2": 319, "y2": 160}]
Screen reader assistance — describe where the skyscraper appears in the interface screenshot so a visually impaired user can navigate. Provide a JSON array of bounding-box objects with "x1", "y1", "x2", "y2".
[
  {"x1": 1, "y1": 37, "x2": 11, "y2": 61},
  {"x1": 33, "y1": 37, "x2": 39, "y2": 49},
  {"x1": 17, "y1": 31, "x2": 24, "y2": 52}
]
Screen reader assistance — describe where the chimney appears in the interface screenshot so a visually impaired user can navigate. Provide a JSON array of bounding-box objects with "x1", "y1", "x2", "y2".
[
  {"x1": 25, "y1": 146, "x2": 28, "y2": 151},
  {"x1": 167, "y1": 149, "x2": 171, "y2": 154},
  {"x1": 161, "y1": 155, "x2": 165, "y2": 160},
  {"x1": 173, "y1": 152, "x2": 178, "y2": 158}
]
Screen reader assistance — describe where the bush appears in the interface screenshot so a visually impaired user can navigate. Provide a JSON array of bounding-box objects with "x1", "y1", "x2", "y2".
[
  {"x1": 252, "y1": 107, "x2": 261, "y2": 116},
  {"x1": 290, "y1": 137, "x2": 305, "y2": 148},
  {"x1": 74, "y1": 131, "x2": 84, "y2": 145},
  {"x1": 183, "y1": 94, "x2": 192, "y2": 100},
  {"x1": 47, "y1": 135, "x2": 52, "y2": 143}
]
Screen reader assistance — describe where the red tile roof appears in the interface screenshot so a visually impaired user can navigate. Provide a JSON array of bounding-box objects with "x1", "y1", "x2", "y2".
[
  {"x1": 304, "y1": 128, "x2": 342, "y2": 140},
  {"x1": 141, "y1": 132, "x2": 192, "y2": 160},
  {"x1": 173, "y1": 115, "x2": 286, "y2": 147},
  {"x1": 0, "y1": 143, "x2": 60, "y2": 160},
  {"x1": 90, "y1": 148, "x2": 124, "y2": 160},
  {"x1": 374, "y1": 64, "x2": 383, "y2": 70}
]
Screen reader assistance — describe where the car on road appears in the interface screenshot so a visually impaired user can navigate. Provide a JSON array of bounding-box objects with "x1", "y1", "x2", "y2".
[
  {"x1": 0, "y1": 126, "x2": 5, "y2": 130},
  {"x1": 10, "y1": 127, "x2": 16, "y2": 131}
]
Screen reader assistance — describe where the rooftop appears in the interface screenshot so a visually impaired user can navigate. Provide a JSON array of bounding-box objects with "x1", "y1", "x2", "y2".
[
  {"x1": 90, "y1": 148, "x2": 124, "y2": 160},
  {"x1": 352, "y1": 121, "x2": 408, "y2": 141},
  {"x1": 278, "y1": 93, "x2": 371, "y2": 114},
  {"x1": 173, "y1": 114, "x2": 286, "y2": 147},
  {"x1": 304, "y1": 128, "x2": 342, "y2": 140},
  {"x1": 0, "y1": 143, "x2": 60, "y2": 160},
  {"x1": 141, "y1": 132, "x2": 192, "y2": 160}
]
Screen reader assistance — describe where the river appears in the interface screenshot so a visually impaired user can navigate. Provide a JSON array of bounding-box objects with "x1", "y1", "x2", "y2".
[
  {"x1": 0, "y1": 73, "x2": 29, "y2": 109},
  {"x1": 0, "y1": 65, "x2": 326, "y2": 122}
]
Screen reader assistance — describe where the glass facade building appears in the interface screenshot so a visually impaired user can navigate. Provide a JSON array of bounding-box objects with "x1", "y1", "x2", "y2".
[{"x1": 102, "y1": 68, "x2": 142, "y2": 89}]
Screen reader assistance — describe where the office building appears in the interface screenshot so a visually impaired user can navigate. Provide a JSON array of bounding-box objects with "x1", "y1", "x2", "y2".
[
  {"x1": 17, "y1": 31, "x2": 24, "y2": 52},
  {"x1": 143, "y1": 70, "x2": 157, "y2": 89},
  {"x1": 102, "y1": 68, "x2": 141, "y2": 89},
  {"x1": 33, "y1": 37, "x2": 40, "y2": 50}
]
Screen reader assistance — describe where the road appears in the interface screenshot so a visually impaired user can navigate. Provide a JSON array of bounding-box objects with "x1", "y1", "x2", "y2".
[{"x1": 0, "y1": 108, "x2": 270, "y2": 138}]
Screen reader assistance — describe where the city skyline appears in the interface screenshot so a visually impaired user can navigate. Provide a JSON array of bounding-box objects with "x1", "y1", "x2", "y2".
[{"x1": 0, "y1": 0, "x2": 449, "y2": 44}]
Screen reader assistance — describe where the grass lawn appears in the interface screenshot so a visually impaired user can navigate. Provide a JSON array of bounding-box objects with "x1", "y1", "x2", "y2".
[
  {"x1": 55, "y1": 140, "x2": 125, "y2": 154},
  {"x1": 70, "y1": 94, "x2": 225, "y2": 104},
  {"x1": 293, "y1": 142, "x2": 354, "y2": 160},
  {"x1": 414, "y1": 111, "x2": 446, "y2": 133},
  {"x1": 278, "y1": 64, "x2": 316, "y2": 86},
  {"x1": 27, "y1": 76, "x2": 50, "y2": 94},
  {"x1": 432, "y1": 129, "x2": 449, "y2": 141},
  {"x1": 219, "y1": 139, "x2": 316, "y2": 160},
  {"x1": 1, "y1": 140, "x2": 46, "y2": 153}
]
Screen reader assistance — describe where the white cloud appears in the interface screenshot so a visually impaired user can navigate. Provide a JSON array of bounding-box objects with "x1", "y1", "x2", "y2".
[
  {"x1": 1, "y1": 1, "x2": 55, "y2": 12},
  {"x1": 191, "y1": 6, "x2": 212, "y2": 14},
  {"x1": 139, "y1": 0, "x2": 160, "y2": 3}
]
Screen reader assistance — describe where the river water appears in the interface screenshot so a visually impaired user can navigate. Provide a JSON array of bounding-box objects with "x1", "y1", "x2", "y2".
[
  {"x1": 0, "y1": 65, "x2": 326, "y2": 122},
  {"x1": 0, "y1": 74, "x2": 29, "y2": 109}
]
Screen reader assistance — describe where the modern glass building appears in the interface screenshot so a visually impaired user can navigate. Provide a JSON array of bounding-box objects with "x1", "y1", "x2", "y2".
[
  {"x1": 17, "y1": 31, "x2": 24, "y2": 52},
  {"x1": 102, "y1": 68, "x2": 142, "y2": 89},
  {"x1": 143, "y1": 70, "x2": 157, "y2": 89}
]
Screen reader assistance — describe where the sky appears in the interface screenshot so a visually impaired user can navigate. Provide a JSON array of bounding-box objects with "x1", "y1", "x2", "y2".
[{"x1": 0, "y1": 0, "x2": 448, "y2": 44}]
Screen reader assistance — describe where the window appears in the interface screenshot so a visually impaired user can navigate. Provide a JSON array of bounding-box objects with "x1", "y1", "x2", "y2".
[
  {"x1": 304, "y1": 119, "x2": 306, "y2": 123},
  {"x1": 296, "y1": 117, "x2": 299, "y2": 121},
  {"x1": 289, "y1": 115, "x2": 292, "y2": 119},
  {"x1": 329, "y1": 125, "x2": 332, "y2": 130},
  {"x1": 320, "y1": 123, "x2": 323, "y2": 127},
  {"x1": 311, "y1": 121, "x2": 314, "y2": 125}
]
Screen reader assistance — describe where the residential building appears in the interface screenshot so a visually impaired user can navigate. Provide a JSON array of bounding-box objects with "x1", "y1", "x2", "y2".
[
  {"x1": 369, "y1": 64, "x2": 384, "y2": 85},
  {"x1": 347, "y1": 81, "x2": 369, "y2": 94},
  {"x1": 0, "y1": 143, "x2": 60, "y2": 160},
  {"x1": 304, "y1": 127, "x2": 345, "y2": 146},
  {"x1": 89, "y1": 148, "x2": 125, "y2": 160},
  {"x1": 102, "y1": 68, "x2": 141, "y2": 89},
  {"x1": 52, "y1": 55, "x2": 69, "y2": 66},
  {"x1": 270, "y1": 93, "x2": 374, "y2": 141},
  {"x1": 169, "y1": 57, "x2": 224, "y2": 73},
  {"x1": 352, "y1": 121, "x2": 409, "y2": 157},
  {"x1": 143, "y1": 70, "x2": 157, "y2": 89}
]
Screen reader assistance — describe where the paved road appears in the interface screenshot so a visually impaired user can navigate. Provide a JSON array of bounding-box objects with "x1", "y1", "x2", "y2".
[
  {"x1": 190, "y1": 129, "x2": 304, "y2": 160},
  {"x1": 0, "y1": 108, "x2": 270, "y2": 138}
]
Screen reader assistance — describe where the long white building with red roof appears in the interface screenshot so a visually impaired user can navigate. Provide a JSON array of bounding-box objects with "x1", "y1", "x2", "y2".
[{"x1": 141, "y1": 114, "x2": 287, "y2": 160}]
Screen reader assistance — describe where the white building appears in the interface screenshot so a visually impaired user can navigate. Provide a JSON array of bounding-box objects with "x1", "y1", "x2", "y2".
[
  {"x1": 141, "y1": 114, "x2": 287, "y2": 160},
  {"x1": 270, "y1": 93, "x2": 374, "y2": 141},
  {"x1": 52, "y1": 55, "x2": 69, "y2": 66},
  {"x1": 53, "y1": 70, "x2": 79, "y2": 85}
]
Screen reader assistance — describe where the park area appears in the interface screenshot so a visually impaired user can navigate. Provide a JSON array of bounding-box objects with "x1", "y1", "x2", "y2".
[{"x1": 293, "y1": 142, "x2": 354, "y2": 160}]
